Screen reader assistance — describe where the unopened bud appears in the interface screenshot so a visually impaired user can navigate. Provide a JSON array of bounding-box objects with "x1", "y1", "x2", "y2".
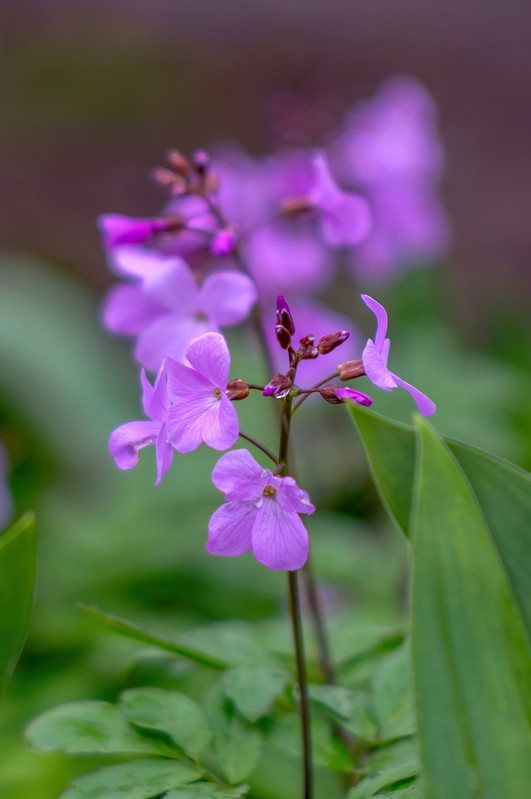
[
  {"x1": 226, "y1": 378, "x2": 250, "y2": 401},
  {"x1": 275, "y1": 324, "x2": 291, "y2": 350},
  {"x1": 337, "y1": 359, "x2": 365, "y2": 381},
  {"x1": 276, "y1": 295, "x2": 295, "y2": 335},
  {"x1": 320, "y1": 386, "x2": 372, "y2": 407},
  {"x1": 151, "y1": 167, "x2": 187, "y2": 195},
  {"x1": 299, "y1": 334, "x2": 315, "y2": 348},
  {"x1": 165, "y1": 149, "x2": 193, "y2": 177},
  {"x1": 300, "y1": 345, "x2": 319, "y2": 360},
  {"x1": 317, "y1": 330, "x2": 350, "y2": 355},
  {"x1": 263, "y1": 373, "x2": 292, "y2": 399},
  {"x1": 192, "y1": 149, "x2": 210, "y2": 177},
  {"x1": 212, "y1": 228, "x2": 236, "y2": 257},
  {"x1": 280, "y1": 196, "x2": 314, "y2": 218}
]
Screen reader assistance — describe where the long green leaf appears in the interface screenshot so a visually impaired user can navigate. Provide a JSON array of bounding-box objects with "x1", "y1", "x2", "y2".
[
  {"x1": 0, "y1": 512, "x2": 36, "y2": 697},
  {"x1": 411, "y1": 420, "x2": 531, "y2": 799}
]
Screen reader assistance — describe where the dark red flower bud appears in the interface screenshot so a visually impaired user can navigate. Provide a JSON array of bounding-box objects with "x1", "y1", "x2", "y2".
[
  {"x1": 275, "y1": 324, "x2": 292, "y2": 350},
  {"x1": 165, "y1": 149, "x2": 193, "y2": 177},
  {"x1": 337, "y1": 359, "x2": 366, "y2": 381},
  {"x1": 317, "y1": 330, "x2": 350, "y2": 355},
  {"x1": 319, "y1": 386, "x2": 344, "y2": 404},
  {"x1": 192, "y1": 149, "x2": 210, "y2": 177},
  {"x1": 320, "y1": 385, "x2": 373, "y2": 406},
  {"x1": 299, "y1": 334, "x2": 315, "y2": 348},
  {"x1": 151, "y1": 167, "x2": 187, "y2": 195},
  {"x1": 300, "y1": 345, "x2": 319, "y2": 360},
  {"x1": 280, "y1": 196, "x2": 314, "y2": 218},
  {"x1": 226, "y1": 378, "x2": 250, "y2": 401},
  {"x1": 276, "y1": 295, "x2": 295, "y2": 335},
  {"x1": 263, "y1": 373, "x2": 293, "y2": 399}
]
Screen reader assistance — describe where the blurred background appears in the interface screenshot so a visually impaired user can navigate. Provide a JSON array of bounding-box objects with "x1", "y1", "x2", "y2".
[{"x1": 1, "y1": 1, "x2": 530, "y2": 797}]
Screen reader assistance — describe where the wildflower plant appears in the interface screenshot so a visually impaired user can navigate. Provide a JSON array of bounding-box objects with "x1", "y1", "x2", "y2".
[{"x1": 19, "y1": 79, "x2": 531, "y2": 799}]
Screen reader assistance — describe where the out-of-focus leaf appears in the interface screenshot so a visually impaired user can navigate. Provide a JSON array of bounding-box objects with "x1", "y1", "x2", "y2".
[
  {"x1": 308, "y1": 684, "x2": 376, "y2": 741},
  {"x1": 120, "y1": 688, "x2": 211, "y2": 761},
  {"x1": 205, "y1": 686, "x2": 262, "y2": 784},
  {"x1": 412, "y1": 420, "x2": 531, "y2": 799},
  {"x1": 26, "y1": 701, "x2": 166, "y2": 755},
  {"x1": 349, "y1": 739, "x2": 420, "y2": 799},
  {"x1": 371, "y1": 644, "x2": 416, "y2": 740},
  {"x1": 221, "y1": 666, "x2": 288, "y2": 722},
  {"x1": 60, "y1": 759, "x2": 198, "y2": 799},
  {"x1": 0, "y1": 512, "x2": 36, "y2": 697},
  {"x1": 80, "y1": 605, "x2": 227, "y2": 670},
  {"x1": 265, "y1": 714, "x2": 353, "y2": 773},
  {"x1": 164, "y1": 785, "x2": 248, "y2": 798}
]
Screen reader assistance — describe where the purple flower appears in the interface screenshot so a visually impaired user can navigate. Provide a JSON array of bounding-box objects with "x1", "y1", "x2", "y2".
[
  {"x1": 310, "y1": 152, "x2": 372, "y2": 247},
  {"x1": 98, "y1": 214, "x2": 169, "y2": 249},
  {"x1": 361, "y1": 294, "x2": 436, "y2": 416},
  {"x1": 102, "y1": 248, "x2": 257, "y2": 371},
  {"x1": 165, "y1": 333, "x2": 239, "y2": 452},
  {"x1": 207, "y1": 449, "x2": 315, "y2": 571},
  {"x1": 109, "y1": 366, "x2": 174, "y2": 485},
  {"x1": 0, "y1": 443, "x2": 13, "y2": 530}
]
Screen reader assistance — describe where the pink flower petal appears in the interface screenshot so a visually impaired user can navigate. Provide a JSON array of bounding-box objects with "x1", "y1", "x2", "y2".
[
  {"x1": 391, "y1": 373, "x2": 437, "y2": 416},
  {"x1": 140, "y1": 369, "x2": 154, "y2": 417},
  {"x1": 148, "y1": 364, "x2": 171, "y2": 422},
  {"x1": 362, "y1": 339, "x2": 397, "y2": 390},
  {"x1": 109, "y1": 420, "x2": 160, "y2": 470},
  {"x1": 155, "y1": 424, "x2": 174, "y2": 485},
  {"x1": 361, "y1": 294, "x2": 389, "y2": 350},
  {"x1": 252, "y1": 501, "x2": 310, "y2": 571},
  {"x1": 135, "y1": 316, "x2": 210, "y2": 371},
  {"x1": 274, "y1": 477, "x2": 315, "y2": 515},
  {"x1": 201, "y1": 396, "x2": 240, "y2": 451},
  {"x1": 102, "y1": 284, "x2": 161, "y2": 337},
  {"x1": 165, "y1": 358, "x2": 213, "y2": 397},
  {"x1": 184, "y1": 333, "x2": 231, "y2": 389},
  {"x1": 212, "y1": 449, "x2": 269, "y2": 501},
  {"x1": 142, "y1": 256, "x2": 199, "y2": 312},
  {"x1": 106, "y1": 246, "x2": 169, "y2": 280},
  {"x1": 207, "y1": 501, "x2": 256, "y2": 557},
  {"x1": 200, "y1": 272, "x2": 257, "y2": 326}
]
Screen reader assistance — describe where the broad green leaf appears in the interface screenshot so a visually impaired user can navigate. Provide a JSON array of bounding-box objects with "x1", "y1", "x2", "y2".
[
  {"x1": 120, "y1": 688, "x2": 211, "y2": 760},
  {"x1": 80, "y1": 605, "x2": 227, "y2": 670},
  {"x1": 265, "y1": 714, "x2": 353, "y2": 773},
  {"x1": 371, "y1": 644, "x2": 416, "y2": 740},
  {"x1": 60, "y1": 759, "x2": 198, "y2": 799},
  {"x1": 412, "y1": 420, "x2": 531, "y2": 799},
  {"x1": 308, "y1": 684, "x2": 376, "y2": 741},
  {"x1": 371, "y1": 785, "x2": 422, "y2": 799},
  {"x1": 0, "y1": 512, "x2": 36, "y2": 697},
  {"x1": 164, "y1": 786, "x2": 248, "y2": 799},
  {"x1": 221, "y1": 666, "x2": 288, "y2": 722},
  {"x1": 26, "y1": 701, "x2": 165, "y2": 755},
  {"x1": 178, "y1": 622, "x2": 277, "y2": 668},
  {"x1": 206, "y1": 686, "x2": 262, "y2": 784},
  {"x1": 349, "y1": 739, "x2": 420, "y2": 799}
]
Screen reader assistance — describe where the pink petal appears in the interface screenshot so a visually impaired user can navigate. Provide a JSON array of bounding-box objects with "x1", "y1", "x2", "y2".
[
  {"x1": 167, "y1": 393, "x2": 239, "y2": 453},
  {"x1": 391, "y1": 373, "x2": 437, "y2": 416},
  {"x1": 165, "y1": 358, "x2": 214, "y2": 397},
  {"x1": 142, "y1": 256, "x2": 199, "y2": 312},
  {"x1": 361, "y1": 294, "x2": 389, "y2": 351},
  {"x1": 109, "y1": 420, "x2": 160, "y2": 470},
  {"x1": 212, "y1": 449, "x2": 269, "y2": 501},
  {"x1": 200, "y1": 272, "x2": 257, "y2": 326},
  {"x1": 207, "y1": 501, "x2": 256, "y2": 557},
  {"x1": 140, "y1": 369, "x2": 154, "y2": 417},
  {"x1": 98, "y1": 214, "x2": 158, "y2": 248},
  {"x1": 252, "y1": 501, "x2": 310, "y2": 571},
  {"x1": 106, "y1": 246, "x2": 169, "y2": 280},
  {"x1": 101, "y1": 284, "x2": 161, "y2": 336},
  {"x1": 201, "y1": 396, "x2": 240, "y2": 450},
  {"x1": 362, "y1": 339, "x2": 397, "y2": 390},
  {"x1": 148, "y1": 364, "x2": 171, "y2": 422},
  {"x1": 184, "y1": 333, "x2": 231, "y2": 389},
  {"x1": 312, "y1": 153, "x2": 372, "y2": 247},
  {"x1": 135, "y1": 316, "x2": 210, "y2": 371},
  {"x1": 275, "y1": 477, "x2": 315, "y2": 515},
  {"x1": 155, "y1": 424, "x2": 174, "y2": 485}
]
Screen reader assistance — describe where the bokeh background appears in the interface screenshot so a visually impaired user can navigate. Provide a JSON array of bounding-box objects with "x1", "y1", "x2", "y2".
[{"x1": 1, "y1": 2, "x2": 530, "y2": 797}]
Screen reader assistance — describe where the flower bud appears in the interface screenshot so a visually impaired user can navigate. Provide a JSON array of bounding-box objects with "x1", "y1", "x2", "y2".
[
  {"x1": 151, "y1": 167, "x2": 187, "y2": 195},
  {"x1": 317, "y1": 330, "x2": 350, "y2": 355},
  {"x1": 280, "y1": 196, "x2": 314, "y2": 218},
  {"x1": 212, "y1": 228, "x2": 236, "y2": 257},
  {"x1": 276, "y1": 295, "x2": 295, "y2": 335},
  {"x1": 275, "y1": 324, "x2": 292, "y2": 350},
  {"x1": 299, "y1": 334, "x2": 315, "y2": 348},
  {"x1": 192, "y1": 149, "x2": 210, "y2": 177},
  {"x1": 263, "y1": 374, "x2": 292, "y2": 399},
  {"x1": 320, "y1": 386, "x2": 372, "y2": 406},
  {"x1": 165, "y1": 149, "x2": 193, "y2": 177},
  {"x1": 300, "y1": 345, "x2": 319, "y2": 360},
  {"x1": 226, "y1": 378, "x2": 250, "y2": 401},
  {"x1": 337, "y1": 359, "x2": 366, "y2": 381}
]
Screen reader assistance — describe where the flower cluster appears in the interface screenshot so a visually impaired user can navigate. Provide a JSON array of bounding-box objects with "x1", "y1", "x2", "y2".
[{"x1": 102, "y1": 77, "x2": 441, "y2": 572}]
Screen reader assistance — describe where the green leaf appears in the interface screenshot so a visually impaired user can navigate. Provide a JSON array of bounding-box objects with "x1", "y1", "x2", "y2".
[
  {"x1": 349, "y1": 739, "x2": 420, "y2": 799},
  {"x1": 0, "y1": 512, "x2": 36, "y2": 697},
  {"x1": 221, "y1": 666, "x2": 288, "y2": 722},
  {"x1": 120, "y1": 688, "x2": 211, "y2": 761},
  {"x1": 308, "y1": 684, "x2": 376, "y2": 741},
  {"x1": 164, "y1": 785, "x2": 248, "y2": 799},
  {"x1": 80, "y1": 606, "x2": 227, "y2": 670},
  {"x1": 412, "y1": 420, "x2": 531, "y2": 799},
  {"x1": 26, "y1": 701, "x2": 166, "y2": 755},
  {"x1": 371, "y1": 785, "x2": 422, "y2": 799},
  {"x1": 371, "y1": 644, "x2": 416, "y2": 740},
  {"x1": 60, "y1": 759, "x2": 198, "y2": 799},
  {"x1": 265, "y1": 714, "x2": 353, "y2": 773},
  {"x1": 205, "y1": 686, "x2": 262, "y2": 784}
]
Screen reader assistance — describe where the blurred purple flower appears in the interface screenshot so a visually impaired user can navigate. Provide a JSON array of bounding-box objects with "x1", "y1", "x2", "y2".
[
  {"x1": 330, "y1": 75, "x2": 449, "y2": 280},
  {"x1": 98, "y1": 214, "x2": 169, "y2": 249},
  {"x1": 361, "y1": 294, "x2": 436, "y2": 416},
  {"x1": 109, "y1": 366, "x2": 174, "y2": 485},
  {"x1": 165, "y1": 333, "x2": 239, "y2": 452},
  {"x1": 207, "y1": 449, "x2": 315, "y2": 571},
  {"x1": 102, "y1": 247, "x2": 257, "y2": 371},
  {"x1": 0, "y1": 443, "x2": 13, "y2": 530}
]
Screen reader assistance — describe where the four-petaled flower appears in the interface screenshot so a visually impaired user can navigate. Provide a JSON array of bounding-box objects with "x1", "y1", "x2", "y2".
[
  {"x1": 165, "y1": 333, "x2": 240, "y2": 452},
  {"x1": 207, "y1": 449, "x2": 315, "y2": 571},
  {"x1": 109, "y1": 364, "x2": 173, "y2": 485},
  {"x1": 361, "y1": 294, "x2": 436, "y2": 416}
]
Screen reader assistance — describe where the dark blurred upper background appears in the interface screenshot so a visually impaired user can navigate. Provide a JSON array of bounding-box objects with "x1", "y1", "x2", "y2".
[{"x1": 1, "y1": 0, "x2": 530, "y2": 340}]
